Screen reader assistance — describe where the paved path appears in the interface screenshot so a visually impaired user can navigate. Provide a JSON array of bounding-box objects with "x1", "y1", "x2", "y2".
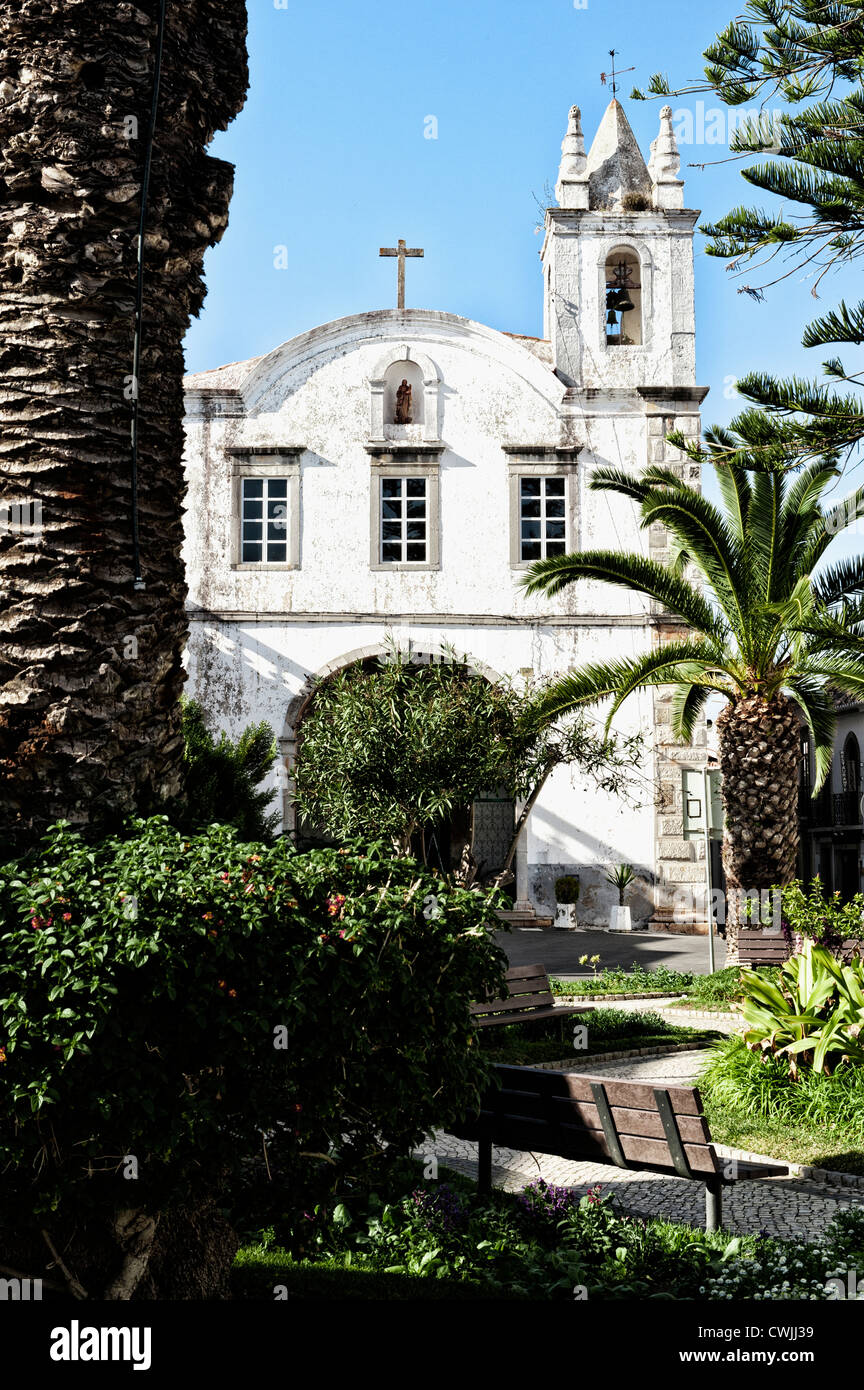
[
  {"x1": 429, "y1": 1050, "x2": 864, "y2": 1241},
  {"x1": 497, "y1": 927, "x2": 725, "y2": 978}
]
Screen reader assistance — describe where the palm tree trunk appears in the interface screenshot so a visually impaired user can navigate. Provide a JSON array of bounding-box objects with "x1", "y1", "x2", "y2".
[
  {"x1": 0, "y1": 0, "x2": 248, "y2": 849},
  {"x1": 717, "y1": 693, "x2": 801, "y2": 963}
]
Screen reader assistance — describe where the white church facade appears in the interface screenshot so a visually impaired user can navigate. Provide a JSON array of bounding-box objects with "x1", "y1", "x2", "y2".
[{"x1": 181, "y1": 98, "x2": 710, "y2": 929}]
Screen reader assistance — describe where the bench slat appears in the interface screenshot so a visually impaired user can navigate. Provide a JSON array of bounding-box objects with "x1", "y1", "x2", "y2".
[
  {"x1": 492, "y1": 1066, "x2": 706, "y2": 1117},
  {"x1": 499, "y1": 963, "x2": 553, "y2": 981},
  {"x1": 488, "y1": 1086, "x2": 712, "y2": 1143},
  {"x1": 471, "y1": 990, "x2": 556, "y2": 1014},
  {"x1": 473, "y1": 1006, "x2": 587, "y2": 1028},
  {"x1": 456, "y1": 1113, "x2": 718, "y2": 1175}
]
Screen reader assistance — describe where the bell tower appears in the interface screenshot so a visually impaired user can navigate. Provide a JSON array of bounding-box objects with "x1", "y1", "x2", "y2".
[{"x1": 541, "y1": 102, "x2": 698, "y2": 390}]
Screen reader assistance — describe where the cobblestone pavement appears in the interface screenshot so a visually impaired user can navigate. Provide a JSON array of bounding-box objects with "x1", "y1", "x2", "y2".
[{"x1": 426, "y1": 1051, "x2": 864, "y2": 1241}]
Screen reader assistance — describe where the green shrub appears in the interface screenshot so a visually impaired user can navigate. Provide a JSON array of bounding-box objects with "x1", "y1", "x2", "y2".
[
  {"x1": 781, "y1": 878, "x2": 864, "y2": 946},
  {"x1": 687, "y1": 966, "x2": 747, "y2": 1006},
  {"x1": 554, "y1": 876, "x2": 581, "y2": 903},
  {"x1": 175, "y1": 697, "x2": 281, "y2": 841},
  {"x1": 0, "y1": 818, "x2": 506, "y2": 1298},
  {"x1": 741, "y1": 940, "x2": 864, "y2": 1076}
]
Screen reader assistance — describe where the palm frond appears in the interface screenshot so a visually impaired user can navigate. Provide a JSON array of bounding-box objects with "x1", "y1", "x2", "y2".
[
  {"x1": 528, "y1": 641, "x2": 734, "y2": 730},
  {"x1": 520, "y1": 550, "x2": 726, "y2": 637}
]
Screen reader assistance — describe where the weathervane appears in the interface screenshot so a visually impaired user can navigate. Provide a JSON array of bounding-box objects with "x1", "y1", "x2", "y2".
[{"x1": 601, "y1": 49, "x2": 635, "y2": 99}]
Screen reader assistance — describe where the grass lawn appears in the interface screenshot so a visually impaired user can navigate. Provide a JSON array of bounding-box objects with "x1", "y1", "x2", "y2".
[
  {"x1": 698, "y1": 1035, "x2": 864, "y2": 1175},
  {"x1": 233, "y1": 1249, "x2": 497, "y2": 1300},
  {"x1": 698, "y1": 1100, "x2": 864, "y2": 1174}
]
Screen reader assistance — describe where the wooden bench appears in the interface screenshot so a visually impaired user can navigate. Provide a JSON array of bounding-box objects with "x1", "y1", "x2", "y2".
[
  {"x1": 737, "y1": 929, "x2": 789, "y2": 966},
  {"x1": 470, "y1": 963, "x2": 590, "y2": 1030},
  {"x1": 739, "y1": 930, "x2": 864, "y2": 966},
  {"x1": 453, "y1": 1063, "x2": 786, "y2": 1230}
]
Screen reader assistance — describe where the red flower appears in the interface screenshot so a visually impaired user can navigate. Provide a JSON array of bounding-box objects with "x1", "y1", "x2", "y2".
[
  {"x1": 0, "y1": 1047, "x2": 6, "y2": 1063},
  {"x1": 62, "y1": 913, "x2": 72, "y2": 922}
]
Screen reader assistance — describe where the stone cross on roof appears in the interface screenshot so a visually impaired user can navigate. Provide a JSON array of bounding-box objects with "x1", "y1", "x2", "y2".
[{"x1": 379, "y1": 238, "x2": 424, "y2": 310}]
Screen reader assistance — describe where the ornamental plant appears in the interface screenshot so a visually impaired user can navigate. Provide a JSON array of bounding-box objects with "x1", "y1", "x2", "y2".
[
  {"x1": 605, "y1": 863, "x2": 635, "y2": 907},
  {"x1": 741, "y1": 939, "x2": 864, "y2": 1077},
  {"x1": 780, "y1": 877, "x2": 864, "y2": 948},
  {"x1": 554, "y1": 876, "x2": 581, "y2": 903},
  {"x1": 0, "y1": 817, "x2": 506, "y2": 1300}
]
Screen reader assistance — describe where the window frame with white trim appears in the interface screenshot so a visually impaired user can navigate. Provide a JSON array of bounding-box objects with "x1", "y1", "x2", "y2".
[
  {"x1": 229, "y1": 448, "x2": 302, "y2": 571},
  {"x1": 505, "y1": 446, "x2": 580, "y2": 571},
  {"x1": 367, "y1": 444, "x2": 442, "y2": 572}
]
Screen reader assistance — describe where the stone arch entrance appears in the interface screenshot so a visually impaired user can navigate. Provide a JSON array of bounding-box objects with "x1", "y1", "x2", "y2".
[{"x1": 281, "y1": 642, "x2": 516, "y2": 883}]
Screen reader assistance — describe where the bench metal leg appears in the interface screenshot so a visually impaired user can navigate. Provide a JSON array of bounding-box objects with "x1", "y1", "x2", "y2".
[
  {"x1": 705, "y1": 1177, "x2": 722, "y2": 1232},
  {"x1": 477, "y1": 1133, "x2": 492, "y2": 1194}
]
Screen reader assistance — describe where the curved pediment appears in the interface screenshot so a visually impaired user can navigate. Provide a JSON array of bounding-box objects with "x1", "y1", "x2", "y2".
[{"x1": 184, "y1": 309, "x2": 564, "y2": 419}]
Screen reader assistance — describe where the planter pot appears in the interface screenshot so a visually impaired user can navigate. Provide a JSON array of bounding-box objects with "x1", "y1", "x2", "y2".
[
  {"x1": 608, "y1": 905, "x2": 632, "y2": 932},
  {"x1": 554, "y1": 902, "x2": 579, "y2": 930}
]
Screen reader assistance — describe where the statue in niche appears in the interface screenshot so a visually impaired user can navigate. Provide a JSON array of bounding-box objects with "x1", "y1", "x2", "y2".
[{"x1": 395, "y1": 378, "x2": 413, "y2": 424}]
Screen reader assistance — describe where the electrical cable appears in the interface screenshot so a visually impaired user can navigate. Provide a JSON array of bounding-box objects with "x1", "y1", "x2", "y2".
[{"x1": 130, "y1": 0, "x2": 168, "y2": 590}]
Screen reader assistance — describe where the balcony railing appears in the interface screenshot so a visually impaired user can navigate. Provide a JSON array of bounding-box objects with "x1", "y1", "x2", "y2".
[{"x1": 799, "y1": 786, "x2": 862, "y2": 827}]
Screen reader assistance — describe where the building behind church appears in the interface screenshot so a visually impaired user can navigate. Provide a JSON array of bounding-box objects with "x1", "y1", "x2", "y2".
[{"x1": 181, "y1": 98, "x2": 711, "y2": 929}]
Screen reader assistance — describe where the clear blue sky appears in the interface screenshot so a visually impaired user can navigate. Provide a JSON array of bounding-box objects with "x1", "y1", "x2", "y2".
[{"x1": 183, "y1": 0, "x2": 860, "y2": 521}]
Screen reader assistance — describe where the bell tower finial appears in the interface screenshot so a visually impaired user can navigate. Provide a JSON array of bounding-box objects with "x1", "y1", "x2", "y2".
[
  {"x1": 556, "y1": 105, "x2": 588, "y2": 210},
  {"x1": 649, "y1": 106, "x2": 685, "y2": 209}
]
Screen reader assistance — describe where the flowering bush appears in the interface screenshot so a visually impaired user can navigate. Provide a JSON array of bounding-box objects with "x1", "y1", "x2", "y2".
[{"x1": 0, "y1": 818, "x2": 506, "y2": 1298}]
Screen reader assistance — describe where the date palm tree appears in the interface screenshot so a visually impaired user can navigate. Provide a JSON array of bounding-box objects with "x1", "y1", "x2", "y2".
[
  {"x1": 0, "y1": 0, "x2": 248, "y2": 850},
  {"x1": 522, "y1": 451, "x2": 864, "y2": 958}
]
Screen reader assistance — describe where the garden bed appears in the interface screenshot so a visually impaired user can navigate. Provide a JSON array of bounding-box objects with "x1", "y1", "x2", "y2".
[
  {"x1": 480, "y1": 1008, "x2": 722, "y2": 1068},
  {"x1": 231, "y1": 1160, "x2": 864, "y2": 1301}
]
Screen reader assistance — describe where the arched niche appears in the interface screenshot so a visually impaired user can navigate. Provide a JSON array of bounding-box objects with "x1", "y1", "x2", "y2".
[
  {"x1": 384, "y1": 358, "x2": 424, "y2": 426},
  {"x1": 604, "y1": 246, "x2": 643, "y2": 346},
  {"x1": 369, "y1": 345, "x2": 442, "y2": 442},
  {"x1": 598, "y1": 244, "x2": 652, "y2": 350}
]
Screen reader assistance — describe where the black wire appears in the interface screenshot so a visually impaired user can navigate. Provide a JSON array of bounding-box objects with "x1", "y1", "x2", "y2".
[{"x1": 130, "y1": 0, "x2": 168, "y2": 590}]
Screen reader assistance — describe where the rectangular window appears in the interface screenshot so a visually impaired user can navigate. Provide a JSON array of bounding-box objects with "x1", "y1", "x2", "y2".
[
  {"x1": 241, "y1": 477, "x2": 289, "y2": 563},
  {"x1": 519, "y1": 476, "x2": 566, "y2": 561},
  {"x1": 380, "y1": 477, "x2": 428, "y2": 564}
]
